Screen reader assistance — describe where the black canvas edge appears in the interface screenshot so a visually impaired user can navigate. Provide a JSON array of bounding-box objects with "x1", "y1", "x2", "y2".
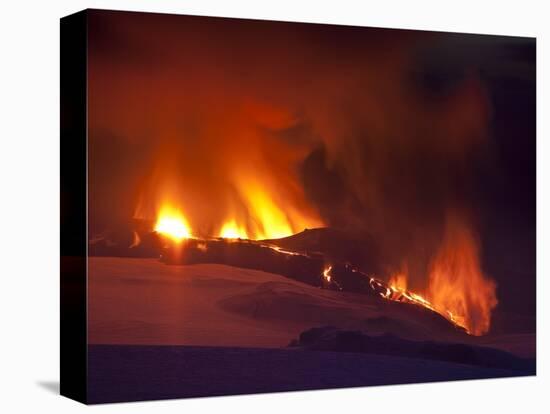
[{"x1": 60, "y1": 9, "x2": 88, "y2": 404}]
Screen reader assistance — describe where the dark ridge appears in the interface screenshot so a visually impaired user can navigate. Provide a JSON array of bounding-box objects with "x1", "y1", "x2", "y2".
[{"x1": 290, "y1": 326, "x2": 535, "y2": 372}]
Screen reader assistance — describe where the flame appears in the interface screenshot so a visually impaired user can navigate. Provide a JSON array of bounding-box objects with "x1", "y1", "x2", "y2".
[
  {"x1": 219, "y1": 220, "x2": 249, "y2": 240},
  {"x1": 132, "y1": 101, "x2": 323, "y2": 242},
  {"x1": 145, "y1": 181, "x2": 322, "y2": 241},
  {"x1": 154, "y1": 205, "x2": 192, "y2": 242},
  {"x1": 427, "y1": 215, "x2": 498, "y2": 336},
  {"x1": 373, "y1": 214, "x2": 498, "y2": 335},
  {"x1": 323, "y1": 265, "x2": 333, "y2": 283},
  {"x1": 138, "y1": 168, "x2": 322, "y2": 242},
  {"x1": 388, "y1": 271, "x2": 408, "y2": 291},
  {"x1": 231, "y1": 179, "x2": 318, "y2": 240}
]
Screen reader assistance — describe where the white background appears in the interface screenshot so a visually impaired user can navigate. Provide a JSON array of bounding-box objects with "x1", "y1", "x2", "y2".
[{"x1": 0, "y1": 0, "x2": 546, "y2": 412}]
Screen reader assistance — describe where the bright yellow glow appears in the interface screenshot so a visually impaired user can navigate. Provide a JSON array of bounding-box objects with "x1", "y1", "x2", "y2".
[
  {"x1": 219, "y1": 220, "x2": 249, "y2": 239},
  {"x1": 323, "y1": 265, "x2": 333, "y2": 282},
  {"x1": 237, "y1": 183, "x2": 294, "y2": 239},
  {"x1": 388, "y1": 272, "x2": 408, "y2": 291},
  {"x1": 154, "y1": 205, "x2": 192, "y2": 241}
]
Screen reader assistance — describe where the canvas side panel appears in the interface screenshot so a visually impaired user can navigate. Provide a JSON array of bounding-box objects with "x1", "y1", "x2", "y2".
[{"x1": 60, "y1": 9, "x2": 88, "y2": 404}]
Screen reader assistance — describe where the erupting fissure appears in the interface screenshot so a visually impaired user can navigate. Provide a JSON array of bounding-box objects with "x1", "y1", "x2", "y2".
[
  {"x1": 151, "y1": 198, "x2": 322, "y2": 241},
  {"x1": 150, "y1": 199, "x2": 497, "y2": 336}
]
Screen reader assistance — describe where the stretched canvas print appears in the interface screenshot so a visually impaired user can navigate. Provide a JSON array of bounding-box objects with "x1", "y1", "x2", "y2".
[{"x1": 60, "y1": 9, "x2": 536, "y2": 404}]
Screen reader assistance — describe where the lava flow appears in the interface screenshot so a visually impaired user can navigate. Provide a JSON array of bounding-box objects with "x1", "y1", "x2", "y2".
[{"x1": 369, "y1": 276, "x2": 466, "y2": 332}]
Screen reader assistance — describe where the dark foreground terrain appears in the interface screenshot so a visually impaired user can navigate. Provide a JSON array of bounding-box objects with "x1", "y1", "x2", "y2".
[
  {"x1": 86, "y1": 257, "x2": 535, "y2": 404},
  {"x1": 88, "y1": 345, "x2": 534, "y2": 404}
]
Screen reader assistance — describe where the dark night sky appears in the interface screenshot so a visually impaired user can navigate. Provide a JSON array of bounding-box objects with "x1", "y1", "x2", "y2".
[{"x1": 87, "y1": 10, "x2": 535, "y2": 325}]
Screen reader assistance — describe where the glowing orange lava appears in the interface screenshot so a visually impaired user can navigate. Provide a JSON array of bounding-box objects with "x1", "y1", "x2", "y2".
[
  {"x1": 388, "y1": 271, "x2": 408, "y2": 291},
  {"x1": 154, "y1": 205, "x2": 192, "y2": 242},
  {"x1": 323, "y1": 265, "x2": 333, "y2": 283},
  {"x1": 219, "y1": 220, "x2": 249, "y2": 240}
]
